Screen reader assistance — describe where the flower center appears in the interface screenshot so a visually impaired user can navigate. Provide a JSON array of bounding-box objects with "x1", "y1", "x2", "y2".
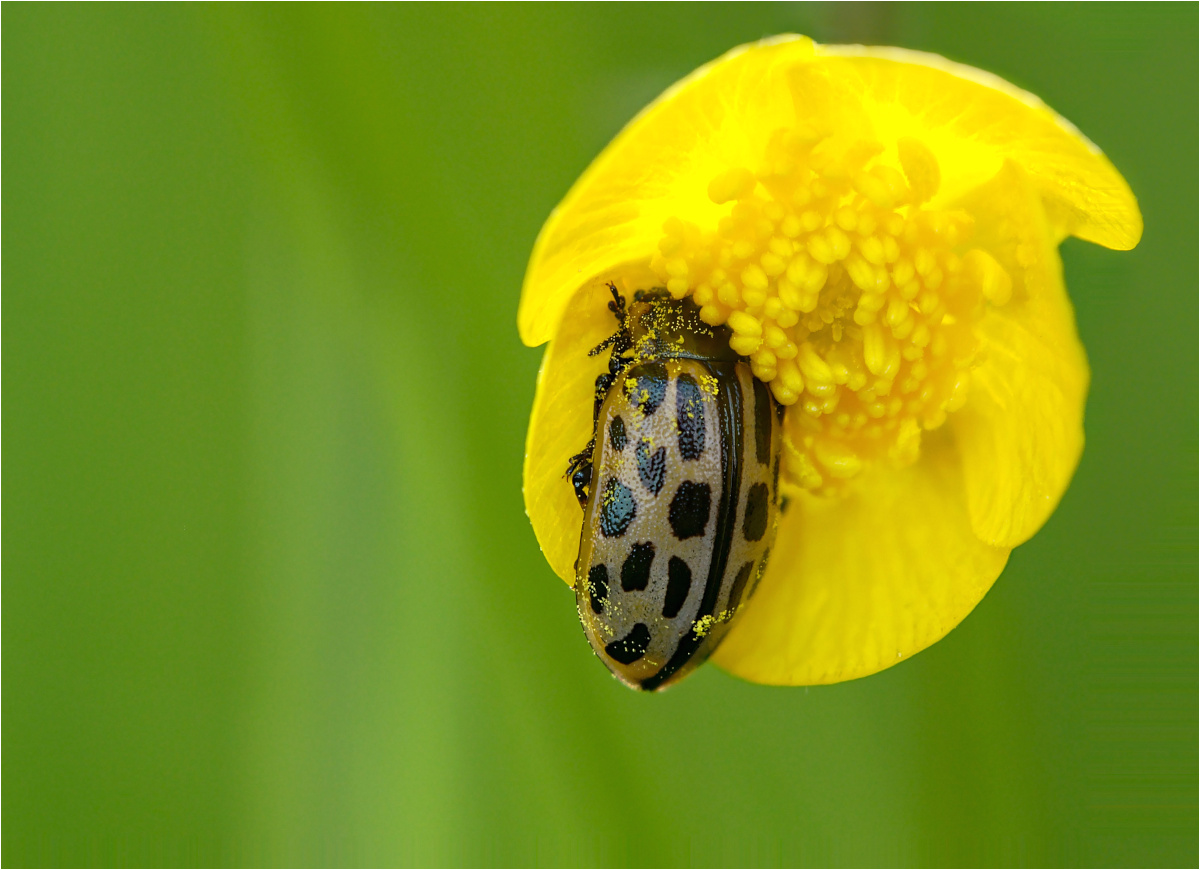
[{"x1": 646, "y1": 130, "x2": 1013, "y2": 494}]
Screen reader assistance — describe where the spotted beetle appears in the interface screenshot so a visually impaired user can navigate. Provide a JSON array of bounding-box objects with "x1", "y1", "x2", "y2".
[{"x1": 568, "y1": 284, "x2": 783, "y2": 691}]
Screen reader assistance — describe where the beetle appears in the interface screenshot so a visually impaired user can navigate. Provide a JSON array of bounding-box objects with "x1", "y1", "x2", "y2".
[{"x1": 567, "y1": 284, "x2": 783, "y2": 691}]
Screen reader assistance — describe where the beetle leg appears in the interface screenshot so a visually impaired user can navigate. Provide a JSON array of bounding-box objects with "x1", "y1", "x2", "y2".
[
  {"x1": 565, "y1": 440, "x2": 595, "y2": 508},
  {"x1": 570, "y1": 461, "x2": 592, "y2": 508},
  {"x1": 593, "y1": 372, "x2": 616, "y2": 424}
]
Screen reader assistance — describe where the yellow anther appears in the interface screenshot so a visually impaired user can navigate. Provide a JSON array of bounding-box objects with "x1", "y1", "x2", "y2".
[
  {"x1": 891, "y1": 317, "x2": 914, "y2": 340},
  {"x1": 814, "y1": 440, "x2": 862, "y2": 479},
  {"x1": 741, "y1": 265, "x2": 768, "y2": 291},
  {"x1": 873, "y1": 265, "x2": 892, "y2": 293},
  {"x1": 801, "y1": 210, "x2": 823, "y2": 231},
  {"x1": 761, "y1": 251, "x2": 787, "y2": 277},
  {"x1": 718, "y1": 282, "x2": 740, "y2": 306},
  {"x1": 742, "y1": 287, "x2": 767, "y2": 308},
  {"x1": 708, "y1": 167, "x2": 756, "y2": 204},
  {"x1": 892, "y1": 258, "x2": 915, "y2": 286},
  {"x1": 859, "y1": 291, "x2": 886, "y2": 313},
  {"x1": 771, "y1": 381, "x2": 800, "y2": 406},
  {"x1": 798, "y1": 342, "x2": 834, "y2": 384},
  {"x1": 776, "y1": 339, "x2": 798, "y2": 359},
  {"x1": 780, "y1": 214, "x2": 802, "y2": 238},
  {"x1": 699, "y1": 304, "x2": 725, "y2": 326},
  {"x1": 764, "y1": 324, "x2": 787, "y2": 349},
  {"x1": 778, "y1": 278, "x2": 803, "y2": 311},
  {"x1": 786, "y1": 254, "x2": 810, "y2": 287},
  {"x1": 667, "y1": 278, "x2": 689, "y2": 298},
  {"x1": 859, "y1": 235, "x2": 885, "y2": 266},
  {"x1": 752, "y1": 362, "x2": 778, "y2": 383},
  {"x1": 826, "y1": 226, "x2": 851, "y2": 260},
  {"x1": 807, "y1": 232, "x2": 836, "y2": 265},
  {"x1": 752, "y1": 347, "x2": 777, "y2": 368},
  {"x1": 807, "y1": 379, "x2": 836, "y2": 398},
  {"x1": 885, "y1": 297, "x2": 912, "y2": 329},
  {"x1": 845, "y1": 255, "x2": 875, "y2": 293},
  {"x1": 835, "y1": 207, "x2": 858, "y2": 232},
  {"x1": 664, "y1": 257, "x2": 689, "y2": 278},
  {"x1": 923, "y1": 408, "x2": 947, "y2": 430},
  {"x1": 778, "y1": 358, "x2": 804, "y2": 394},
  {"x1": 730, "y1": 334, "x2": 762, "y2": 356},
  {"x1": 797, "y1": 288, "x2": 820, "y2": 314},
  {"x1": 694, "y1": 284, "x2": 714, "y2": 306},
  {"x1": 727, "y1": 310, "x2": 762, "y2": 337}
]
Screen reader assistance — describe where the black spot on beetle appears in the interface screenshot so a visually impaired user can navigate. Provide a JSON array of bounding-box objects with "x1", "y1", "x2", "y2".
[
  {"x1": 599, "y1": 478, "x2": 636, "y2": 538},
  {"x1": 780, "y1": 495, "x2": 791, "y2": 514},
  {"x1": 772, "y1": 457, "x2": 780, "y2": 495},
  {"x1": 676, "y1": 374, "x2": 706, "y2": 460},
  {"x1": 626, "y1": 362, "x2": 667, "y2": 416},
  {"x1": 587, "y1": 564, "x2": 609, "y2": 614},
  {"x1": 663, "y1": 556, "x2": 692, "y2": 618},
  {"x1": 727, "y1": 560, "x2": 755, "y2": 615},
  {"x1": 636, "y1": 439, "x2": 666, "y2": 496},
  {"x1": 742, "y1": 482, "x2": 769, "y2": 542},
  {"x1": 753, "y1": 377, "x2": 772, "y2": 465},
  {"x1": 605, "y1": 623, "x2": 651, "y2": 664},
  {"x1": 621, "y1": 542, "x2": 655, "y2": 591},
  {"x1": 609, "y1": 416, "x2": 627, "y2": 452},
  {"x1": 669, "y1": 481, "x2": 711, "y2": 540}
]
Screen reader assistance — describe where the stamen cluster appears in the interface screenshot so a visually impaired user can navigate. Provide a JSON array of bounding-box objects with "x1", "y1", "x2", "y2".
[{"x1": 649, "y1": 129, "x2": 1013, "y2": 493}]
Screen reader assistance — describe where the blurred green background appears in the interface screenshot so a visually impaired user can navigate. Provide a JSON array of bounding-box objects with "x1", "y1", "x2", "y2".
[{"x1": 5, "y1": 3, "x2": 1196, "y2": 866}]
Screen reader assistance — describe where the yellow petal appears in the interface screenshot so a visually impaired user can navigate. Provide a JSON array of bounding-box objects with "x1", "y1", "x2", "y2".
[
  {"x1": 518, "y1": 35, "x2": 1142, "y2": 349},
  {"x1": 523, "y1": 280, "x2": 631, "y2": 584},
  {"x1": 713, "y1": 432, "x2": 1009, "y2": 685},
  {"x1": 951, "y1": 161, "x2": 1089, "y2": 547},
  {"x1": 519, "y1": 36, "x2": 817, "y2": 347},
  {"x1": 807, "y1": 44, "x2": 1143, "y2": 249}
]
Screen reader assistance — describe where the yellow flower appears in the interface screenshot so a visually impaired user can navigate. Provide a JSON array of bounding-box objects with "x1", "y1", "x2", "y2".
[{"x1": 519, "y1": 35, "x2": 1141, "y2": 685}]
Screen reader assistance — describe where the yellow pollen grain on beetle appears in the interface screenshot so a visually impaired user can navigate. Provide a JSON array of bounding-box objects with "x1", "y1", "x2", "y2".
[{"x1": 649, "y1": 130, "x2": 1012, "y2": 495}]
